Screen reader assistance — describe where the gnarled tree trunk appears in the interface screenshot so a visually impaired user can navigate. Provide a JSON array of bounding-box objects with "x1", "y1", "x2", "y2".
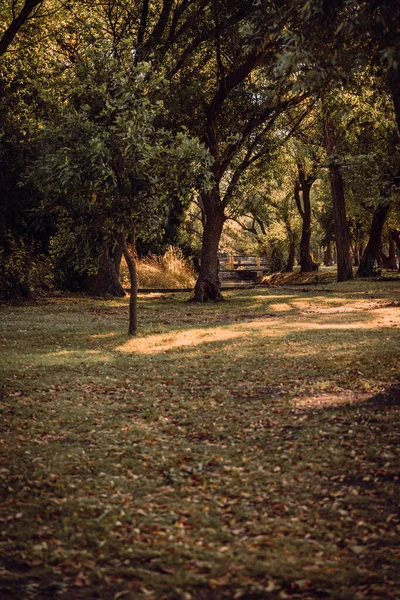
[
  {"x1": 192, "y1": 190, "x2": 225, "y2": 302},
  {"x1": 85, "y1": 243, "x2": 126, "y2": 297},
  {"x1": 295, "y1": 174, "x2": 318, "y2": 273},
  {"x1": 357, "y1": 201, "x2": 391, "y2": 277}
]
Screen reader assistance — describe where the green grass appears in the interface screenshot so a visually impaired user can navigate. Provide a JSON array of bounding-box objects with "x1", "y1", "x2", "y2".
[{"x1": 1, "y1": 280, "x2": 400, "y2": 599}]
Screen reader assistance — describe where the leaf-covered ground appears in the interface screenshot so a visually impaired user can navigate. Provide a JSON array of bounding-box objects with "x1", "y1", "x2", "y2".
[{"x1": 1, "y1": 281, "x2": 399, "y2": 599}]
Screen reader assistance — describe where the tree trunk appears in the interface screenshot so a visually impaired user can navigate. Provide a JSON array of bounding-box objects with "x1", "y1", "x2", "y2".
[
  {"x1": 377, "y1": 249, "x2": 385, "y2": 268},
  {"x1": 324, "y1": 115, "x2": 353, "y2": 282},
  {"x1": 352, "y1": 238, "x2": 364, "y2": 267},
  {"x1": 192, "y1": 191, "x2": 225, "y2": 302},
  {"x1": 284, "y1": 234, "x2": 297, "y2": 272},
  {"x1": 388, "y1": 231, "x2": 398, "y2": 270},
  {"x1": 119, "y1": 233, "x2": 138, "y2": 336},
  {"x1": 388, "y1": 62, "x2": 400, "y2": 135},
  {"x1": 85, "y1": 243, "x2": 126, "y2": 297},
  {"x1": 294, "y1": 168, "x2": 318, "y2": 273},
  {"x1": 298, "y1": 181, "x2": 318, "y2": 272},
  {"x1": 111, "y1": 243, "x2": 123, "y2": 278},
  {"x1": 324, "y1": 241, "x2": 333, "y2": 266},
  {"x1": 390, "y1": 230, "x2": 400, "y2": 271},
  {"x1": 357, "y1": 243, "x2": 364, "y2": 266},
  {"x1": 357, "y1": 201, "x2": 390, "y2": 277}
]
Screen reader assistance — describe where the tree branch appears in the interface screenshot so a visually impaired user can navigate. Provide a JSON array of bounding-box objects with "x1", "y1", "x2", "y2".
[{"x1": 0, "y1": 0, "x2": 43, "y2": 57}]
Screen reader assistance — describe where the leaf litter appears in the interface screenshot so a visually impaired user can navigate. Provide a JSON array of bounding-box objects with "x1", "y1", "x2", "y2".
[{"x1": 0, "y1": 280, "x2": 399, "y2": 599}]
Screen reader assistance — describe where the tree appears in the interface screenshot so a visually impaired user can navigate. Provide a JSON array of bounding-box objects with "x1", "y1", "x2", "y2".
[
  {"x1": 131, "y1": 0, "x2": 310, "y2": 301},
  {"x1": 323, "y1": 112, "x2": 354, "y2": 281},
  {"x1": 30, "y1": 48, "x2": 210, "y2": 333}
]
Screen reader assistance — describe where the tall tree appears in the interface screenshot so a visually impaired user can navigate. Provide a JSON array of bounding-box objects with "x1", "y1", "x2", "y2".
[
  {"x1": 294, "y1": 158, "x2": 318, "y2": 273},
  {"x1": 123, "y1": 0, "x2": 310, "y2": 301},
  {"x1": 323, "y1": 113, "x2": 354, "y2": 281},
  {"x1": 30, "y1": 50, "x2": 210, "y2": 333},
  {"x1": 357, "y1": 199, "x2": 391, "y2": 277}
]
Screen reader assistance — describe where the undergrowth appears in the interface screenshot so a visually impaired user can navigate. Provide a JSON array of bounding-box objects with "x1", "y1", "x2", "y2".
[{"x1": 122, "y1": 246, "x2": 196, "y2": 289}]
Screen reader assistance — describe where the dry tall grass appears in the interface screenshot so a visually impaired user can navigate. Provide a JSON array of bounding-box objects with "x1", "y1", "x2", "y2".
[{"x1": 121, "y1": 246, "x2": 196, "y2": 289}]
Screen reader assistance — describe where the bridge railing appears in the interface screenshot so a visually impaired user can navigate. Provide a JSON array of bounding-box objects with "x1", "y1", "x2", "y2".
[{"x1": 219, "y1": 255, "x2": 267, "y2": 270}]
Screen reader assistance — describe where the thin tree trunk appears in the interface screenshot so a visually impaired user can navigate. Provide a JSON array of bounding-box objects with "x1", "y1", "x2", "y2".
[
  {"x1": 324, "y1": 241, "x2": 333, "y2": 266},
  {"x1": 284, "y1": 233, "x2": 297, "y2": 272},
  {"x1": 351, "y1": 231, "x2": 363, "y2": 266},
  {"x1": 119, "y1": 232, "x2": 138, "y2": 336},
  {"x1": 324, "y1": 115, "x2": 353, "y2": 282},
  {"x1": 192, "y1": 190, "x2": 225, "y2": 302},
  {"x1": 297, "y1": 179, "x2": 318, "y2": 272},
  {"x1": 357, "y1": 201, "x2": 391, "y2": 277},
  {"x1": 390, "y1": 230, "x2": 400, "y2": 272},
  {"x1": 388, "y1": 62, "x2": 400, "y2": 135}
]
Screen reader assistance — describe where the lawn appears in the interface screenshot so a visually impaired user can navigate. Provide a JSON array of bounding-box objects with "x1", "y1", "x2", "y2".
[{"x1": 0, "y1": 280, "x2": 399, "y2": 599}]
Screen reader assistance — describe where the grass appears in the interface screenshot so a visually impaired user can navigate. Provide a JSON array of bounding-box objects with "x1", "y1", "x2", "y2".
[
  {"x1": 121, "y1": 247, "x2": 196, "y2": 289},
  {"x1": 0, "y1": 279, "x2": 400, "y2": 599}
]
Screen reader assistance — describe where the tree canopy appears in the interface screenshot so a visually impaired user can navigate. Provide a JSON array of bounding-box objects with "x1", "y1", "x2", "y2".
[{"x1": 0, "y1": 0, "x2": 399, "y2": 320}]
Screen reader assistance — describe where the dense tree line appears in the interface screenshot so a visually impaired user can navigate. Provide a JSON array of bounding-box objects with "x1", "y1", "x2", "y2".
[{"x1": 0, "y1": 1, "x2": 399, "y2": 325}]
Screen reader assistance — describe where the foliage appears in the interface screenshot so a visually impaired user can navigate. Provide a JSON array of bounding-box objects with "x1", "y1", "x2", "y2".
[
  {"x1": 1, "y1": 0, "x2": 400, "y2": 298},
  {"x1": 28, "y1": 45, "x2": 211, "y2": 281},
  {"x1": 0, "y1": 235, "x2": 31, "y2": 299}
]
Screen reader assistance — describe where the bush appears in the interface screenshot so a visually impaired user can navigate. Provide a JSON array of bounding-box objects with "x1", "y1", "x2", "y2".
[{"x1": 0, "y1": 235, "x2": 32, "y2": 300}]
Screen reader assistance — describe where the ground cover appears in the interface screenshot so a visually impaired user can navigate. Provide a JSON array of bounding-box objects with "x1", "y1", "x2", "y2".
[{"x1": 0, "y1": 280, "x2": 399, "y2": 599}]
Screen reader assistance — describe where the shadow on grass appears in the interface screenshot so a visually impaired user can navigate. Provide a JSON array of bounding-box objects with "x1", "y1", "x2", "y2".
[{"x1": 0, "y1": 288, "x2": 399, "y2": 599}]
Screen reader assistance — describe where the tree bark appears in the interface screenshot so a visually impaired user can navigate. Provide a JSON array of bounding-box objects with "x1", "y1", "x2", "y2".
[
  {"x1": 352, "y1": 247, "x2": 360, "y2": 266},
  {"x1": 324, "y1": 241, "x2": 333, "y2": 266},
  {"x1": 85, "y1": 244, "x2": 126, "y2": 297},
  {"x1": 192, "y1": 42, "x2": 273, "y2": 303},
  {"x1": 390, "y1": 230, "x2": 400, "y2": 272},
  {"x1": 111, "y1": 243, "x2": 123, "y2": 278},
  {"x1": 192, "y1": 190, "x2": 225, "y2": 302},
  {"x1": 324, "y1": 115, "x2": 353, "y2": 282},
  {"x1": 388, "y1": 62, "x2": 400, "y2": 135},
  {"x1": 119, "y1": 232, "x2": 138, "y2": 336},
  {"x1": 350, "y1": 223, "x2": 364, "y2": 266},
  {"x1": 295, "y1": 175, "x2": 318, "y2": 273},
  {"x1": 284, "y1": 232, "x2": 297, "y2": 272},
  {"x1": 388, "y1": 231, "x2": 398, "y2": 270},
  {"x1": 357, "y1": 201, "x2": 391, "y2": 277}
]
